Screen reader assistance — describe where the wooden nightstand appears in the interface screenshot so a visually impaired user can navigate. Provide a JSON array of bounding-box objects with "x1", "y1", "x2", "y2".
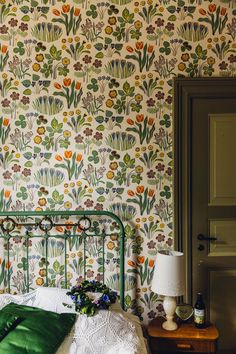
[{"x1": 147, "y1": 317, "x2": 219, "y2": 354}]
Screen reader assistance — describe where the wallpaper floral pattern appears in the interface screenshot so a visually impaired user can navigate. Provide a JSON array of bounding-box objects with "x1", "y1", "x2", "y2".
[{"x1": 0, "y1": 0, "x2": 235, "y2": 323}]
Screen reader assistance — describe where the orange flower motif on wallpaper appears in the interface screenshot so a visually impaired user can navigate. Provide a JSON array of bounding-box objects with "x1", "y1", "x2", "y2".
[
  {"x1": 52, "y1": 5, "x2": 82, "y2": 35},
  {"x1": 4, "y1": 190, "x2": 11, "y2": 198},
  {"x1": 198, "y1": 5, "x2": 228, "y2": 35},
  {"x1": 64, "y1": 150, "x2": 73, "y2": 158},
  {"x1": 55, "y1": 151, "x2": 83, "y2": 180},
  {"x1": 126, "y1": 42, "x2": 156, "y2": 72},
  {"x1": 127, "y1": 114, "x2": 155, "y2": 144},
  {"x1": 54, "y1": 79, "x2": 83, "y2": 108},
  {"x1": 128, "y1": 256, "x2": 155, "y2": 286},
  {"x1": 127, "y1": 186, "x2": 156, "y2": 215}
]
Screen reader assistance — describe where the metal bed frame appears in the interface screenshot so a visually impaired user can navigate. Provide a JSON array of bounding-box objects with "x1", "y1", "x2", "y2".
[{"x1": 0, "y1": 211, "x2": 125, "y2": 309}]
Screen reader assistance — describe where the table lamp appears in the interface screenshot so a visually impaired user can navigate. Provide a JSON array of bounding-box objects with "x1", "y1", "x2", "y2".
[{"x1": 151, "y1": 250, "x2": 185, "y2": 331}]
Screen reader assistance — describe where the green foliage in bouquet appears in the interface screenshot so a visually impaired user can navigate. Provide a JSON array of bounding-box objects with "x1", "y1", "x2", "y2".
[{"x1": 65, "y1": 280, "x2": 117, "y2": 317}]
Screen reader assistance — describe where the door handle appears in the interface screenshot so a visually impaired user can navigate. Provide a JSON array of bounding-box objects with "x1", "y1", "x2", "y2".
[{"x1": 197, "y1": 234, "x2": 217, "y2": 241}]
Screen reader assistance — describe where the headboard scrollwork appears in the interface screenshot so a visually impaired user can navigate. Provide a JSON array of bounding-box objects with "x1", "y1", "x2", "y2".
[{"x1": 0, "y1": 211, "x2": 125, "y2": 309}]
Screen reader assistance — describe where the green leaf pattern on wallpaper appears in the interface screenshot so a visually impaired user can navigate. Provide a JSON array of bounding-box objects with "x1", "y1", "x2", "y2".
[{"x1": 0, "y1": 0, "x2": 235, "y2": 322}]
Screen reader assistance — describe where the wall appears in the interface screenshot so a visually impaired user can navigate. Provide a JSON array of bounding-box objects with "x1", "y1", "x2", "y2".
[{"x1": 0, "y1": 0, "x2": 235, "y2": 322}]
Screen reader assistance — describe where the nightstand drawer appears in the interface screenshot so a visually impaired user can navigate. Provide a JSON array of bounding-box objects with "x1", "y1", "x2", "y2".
[
  {"x1": 148, "y1": 318, "x2": 219, "y2": 354},
  {"x1": 151, "y1": 338, "x2": 217, "y2": 353}
]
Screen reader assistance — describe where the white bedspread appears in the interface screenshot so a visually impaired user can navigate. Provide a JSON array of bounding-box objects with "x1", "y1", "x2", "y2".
[
  {"x1": 0, "y1": 290, "x2": 148, "y2": 354},
  {"x1": 57, "y1": 309, "x2": 147, "y2": 354}
]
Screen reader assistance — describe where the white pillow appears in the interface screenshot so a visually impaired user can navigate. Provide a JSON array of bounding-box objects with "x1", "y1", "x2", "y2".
[{"x1": 33, "y1": 287, "x2": 75, "y2": 313}]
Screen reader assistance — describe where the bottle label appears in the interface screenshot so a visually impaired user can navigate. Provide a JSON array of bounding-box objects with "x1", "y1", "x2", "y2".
[{"x1": 194, "y1": 309, "x2": 205, "y2": 324}]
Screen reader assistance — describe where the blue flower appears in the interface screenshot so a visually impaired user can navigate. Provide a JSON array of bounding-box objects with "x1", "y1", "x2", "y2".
[{"x1": 102, "y1": 294, "x2": 110, "y2": 302}]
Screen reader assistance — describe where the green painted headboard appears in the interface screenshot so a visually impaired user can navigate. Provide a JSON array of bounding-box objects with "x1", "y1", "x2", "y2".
[{"x1": 0, "y1": 210, "x2": 125, "y2": 309}]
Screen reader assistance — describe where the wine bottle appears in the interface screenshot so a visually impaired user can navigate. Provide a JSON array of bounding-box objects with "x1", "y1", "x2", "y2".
[{"x1": 194, "y1": 293, "x2": 205, "y2": 328}]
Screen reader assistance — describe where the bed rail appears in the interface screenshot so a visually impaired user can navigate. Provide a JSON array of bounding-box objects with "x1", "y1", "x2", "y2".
[{"x1": 0, "y1": 211, "x2": 125, "y2": 309}]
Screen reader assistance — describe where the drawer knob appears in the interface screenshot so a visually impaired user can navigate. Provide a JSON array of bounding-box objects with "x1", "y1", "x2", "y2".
[{"x1": 176, "y1": 343, "x2": 192, "y2": 349}]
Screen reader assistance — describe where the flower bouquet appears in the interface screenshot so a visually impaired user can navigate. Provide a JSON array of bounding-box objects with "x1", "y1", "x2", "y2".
[{"x1": 65, "y1": 280, "x2": 117, "y2": 317}]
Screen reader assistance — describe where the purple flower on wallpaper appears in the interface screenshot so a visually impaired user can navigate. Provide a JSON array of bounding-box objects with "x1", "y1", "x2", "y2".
[
  {"x1": 22, "y1": 168, "x2": 31, "y2": 177},
  {"x1": 147, "y1": 170, "x2": 156, "y2": 178},
  {"x1": 3, "y1": 170, "x2": 12, "y2": 179},
  {"x1": 156, "y1": 234, "x2": 165, "y2": 242},
  {"x1": 146, "y1": 98, "x2": 155, "y2": 107},
  {"x1": 12, "y1": 164, "x2": 21, "y2": 172},
  {"x1": 94, "y1": 203, "x2": 103, "y2": 211},
  {"x1": 1, "y1": 98, "x2": 10, "y2": 107},
  {"x1": 147, "y1": 240, "x2": 156, "y2": 249},
  {"x1": 166, "y1": 167, "x2": 172, "y2": 176},
  {"x1": 95, "y1": 22, "x2": 104, "y2": 31},
  {"x1": 146, "y1": 25, "x2": 155, "y2": 34},
  {"x1": 21, "y1": 96, "x2": 30, "y2": 105},
  {"x1": 96, "y1": 95, "x2": 105, "y2": 105},
  {"x1": 156, "y1": 91, "x2": 164, "y2": 100},
  {"x1": 75, "y1": 134, "x2": 84, "y2": 143},
  {"x1": 156, "y1": 163, "x2": 165, "y2": 172},
  {"x1": 155, "y1": 18, "x2": 164, "y2": 27},
  {"x1": 13, "y1": 237, "x2": 22, "y2": 244},
  {"x1": 8, "y1": 18, "x2": 18, "y2": 27},
  {"x1": 23, "y1": 239, "x2": 32, "y2": 247},
  {"x1": 84, "y1": 199, "x2": 94, "y2": 208},
  {"x1": 219, "y1": 61, "x2": 228, "y2": 70},
  {"x1": 10, "y1": 92, "x2": 20, "y2": 100},
  {"x1": 94, "y1": 132, "x2": 103, "y2": 141},
  {"x1": 166, "y1": 237, "x2": 173, "y2": 246},
  {"x1": 74, "y1": 62, "x2": 83, "y2": 71},
  {"x1": 228, "y1": 54, "x2": 236, "y2": 63},
  {"x1": 83, "y1": 55, "x2": 92, "y2": 64},
  {"x1": 165, "y1": 22, "x2": 174, "y2": 31},
  {"x1": 93, "y1": 59, "x2": 102, "y2": 68},
  {"x1": 83, "y1": 127, "x2": 93, "y2": 136},
  {"x1": 19, "y1": 23, "x2": 28, "y2": 32},
  {"x1": 86, "y1": 269, "x2": 94, "y2": 278},
  {"x1": 0, "y1": 25, "x2": 8, "y2": 34}
]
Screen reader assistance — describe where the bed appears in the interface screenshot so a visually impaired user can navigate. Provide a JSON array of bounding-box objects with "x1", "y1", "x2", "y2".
[{"x1": 0, "y1": 210, "x2": 148, "y2": 354}]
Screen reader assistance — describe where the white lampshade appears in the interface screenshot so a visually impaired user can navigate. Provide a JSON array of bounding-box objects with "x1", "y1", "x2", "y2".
[{"x1": 151, "y1": 250, "x2": 185, "y2": 297}]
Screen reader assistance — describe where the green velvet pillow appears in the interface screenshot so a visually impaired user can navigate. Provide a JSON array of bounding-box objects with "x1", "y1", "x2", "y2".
[
  {"x1": 0, "y1": 303, "x2": 76, "y2": 354},
  {"x1": 0, "y1": 313, "x2": 22, "y2": 341}
]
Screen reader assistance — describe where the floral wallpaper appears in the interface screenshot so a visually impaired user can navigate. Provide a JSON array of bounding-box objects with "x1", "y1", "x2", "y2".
[{"x1": 0, "y1": 0, "x2": 235, "y2": 323}]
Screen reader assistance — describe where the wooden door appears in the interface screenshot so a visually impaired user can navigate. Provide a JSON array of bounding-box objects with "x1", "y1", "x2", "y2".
[{"x1": 174, "y1": 78, "x2": 236, "y2": 354}]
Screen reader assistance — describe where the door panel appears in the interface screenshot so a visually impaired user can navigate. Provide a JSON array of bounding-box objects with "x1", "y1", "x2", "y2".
[
  {"x1": 174, "y1": 78, "x2": 236, "y2": 354},
  {"x1": 209, "y1": 114, "x2": 236, "y2": 205},
  {"x1": 210, "y1": 270, "x2": 236, "y2": 352},
  {"x1": 209, "y1": 220, "x2": 236, "y2": 256}
]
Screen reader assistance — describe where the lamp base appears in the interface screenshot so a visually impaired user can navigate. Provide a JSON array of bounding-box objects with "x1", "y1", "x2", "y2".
[
  {"x1": 162, "y1": 296, "x2": 178, "y2": 331},
  {"x1": 162, "y1": 319, "x2": 178, "y2": 331}
]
